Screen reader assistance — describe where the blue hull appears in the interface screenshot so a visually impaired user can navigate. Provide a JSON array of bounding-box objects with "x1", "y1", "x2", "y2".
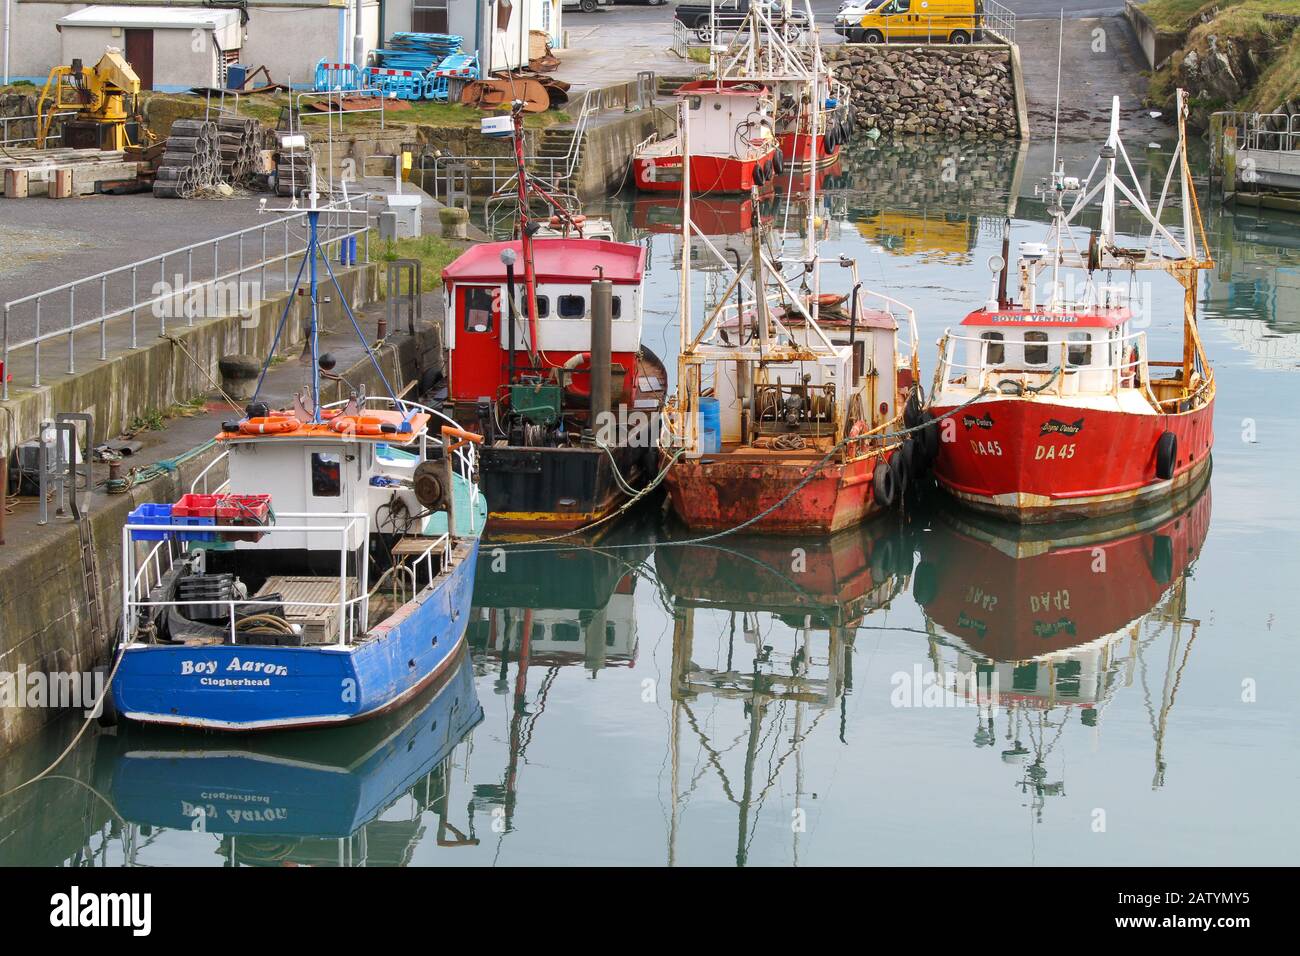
[
  {"x1": 106, "y1": 650, "x2": 483, "y2": 838},
  {"x1": 111, "y1": 538, "x2": 480, "y2": 731}
]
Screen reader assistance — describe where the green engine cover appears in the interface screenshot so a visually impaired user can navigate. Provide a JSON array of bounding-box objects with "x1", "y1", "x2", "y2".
[{"x1": 509, "y1": 383, "x2": 562, "y2": 426}]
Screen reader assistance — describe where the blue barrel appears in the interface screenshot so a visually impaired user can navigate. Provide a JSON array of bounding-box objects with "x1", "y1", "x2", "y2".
[{"x1": 699, "y1": 397, "x2": 721, "y2": 454}]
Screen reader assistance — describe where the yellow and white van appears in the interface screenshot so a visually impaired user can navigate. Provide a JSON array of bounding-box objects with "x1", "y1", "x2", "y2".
[{"x1": 854, "y1": 0, "x2": 982, "y2": 45}]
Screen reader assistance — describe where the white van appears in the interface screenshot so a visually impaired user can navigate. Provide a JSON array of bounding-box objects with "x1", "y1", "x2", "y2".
[{"x1": 564, "y1": 0, "x2": 611, "y2": 12}]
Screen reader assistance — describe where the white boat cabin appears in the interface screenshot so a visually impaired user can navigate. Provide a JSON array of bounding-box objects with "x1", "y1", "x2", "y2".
[{"x1": 937, "y1": 304, "x2": 1151, "y2": 402}]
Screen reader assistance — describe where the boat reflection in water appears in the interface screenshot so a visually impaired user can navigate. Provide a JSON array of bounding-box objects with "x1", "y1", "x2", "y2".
[
  {"x1": 465, "y1": 520, "x2": 654, "y2": 833},
  {"x1": 657, "y1": 519, "x2": 910, "y2": 865},
  {"x1": 912, "y1": 476, "x2": 1211, "y2": 818},
  {"x1": 98, "y1": 648, "x2": 483, "y2": 866}
]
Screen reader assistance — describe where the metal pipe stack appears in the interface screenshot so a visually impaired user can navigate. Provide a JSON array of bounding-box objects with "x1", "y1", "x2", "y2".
[{"x1": 153, "y1": 119, "x2": 221, "y2": 198}]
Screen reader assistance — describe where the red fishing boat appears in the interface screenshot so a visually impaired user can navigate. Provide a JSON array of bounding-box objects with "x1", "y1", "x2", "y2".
[
  {"x1": 442, "y1": 104, "x2": 667, "y2": 534},
  {"x1": 660, "y1": 91, "x2": 923, "y2": 535},
  {"x1": 711, "y1": 3, "x2": 851, "y2": 171},
  {"x1": 928, "y1": 92, "x2": 1215, "y2": 523},
  {"x1": 632, "y1": 79, "x2": 780, "y2": 194}
]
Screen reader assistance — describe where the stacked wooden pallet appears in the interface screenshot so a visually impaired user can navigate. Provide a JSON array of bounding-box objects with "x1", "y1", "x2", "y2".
[
  {"x1": 215, "y1": 114, "x2": 263, "y2": 185},
  {"x1": 0, "y1": 147, "x2": 138, "y2": 197},
  {"x1": 153, "y1": 118, "x2": 221, "y2": 198},
  {"x1": 273, "y1": 131, "x2": 315, "y2": 197}
]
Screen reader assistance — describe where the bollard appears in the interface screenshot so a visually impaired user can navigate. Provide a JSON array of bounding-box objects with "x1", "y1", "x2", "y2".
[{"x1": 439, "y1": 205, "x2": 469, "y2": 240}]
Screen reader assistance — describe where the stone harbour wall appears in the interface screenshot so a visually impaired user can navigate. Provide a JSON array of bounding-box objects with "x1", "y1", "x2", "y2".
[{"x1": 828, "y1": 45, "x2": 1022, "y2": 140}]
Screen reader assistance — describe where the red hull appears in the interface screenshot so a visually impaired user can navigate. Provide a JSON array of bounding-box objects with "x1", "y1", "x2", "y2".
[
  {"x1": 929, "y1": 396, "x2": 1215, "y2": 522},
  {"x1": 633, "y1": 148, "x2": 777, "y2": 195},
  {"x1": 665, "y1": 447, "x2": 897, "y2": 535},
  {"x1": 777, "y1": 129, "x2": 839, "y2": 168}
]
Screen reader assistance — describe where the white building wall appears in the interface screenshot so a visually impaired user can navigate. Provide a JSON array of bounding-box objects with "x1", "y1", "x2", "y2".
[{"x1": 60, "y1": 25, "x2": 223, "y2": 88}]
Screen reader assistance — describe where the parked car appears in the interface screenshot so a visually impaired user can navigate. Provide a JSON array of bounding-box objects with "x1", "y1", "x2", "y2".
[
  {"x1": 834, "y1": 0, "x2": 889, "y2": 40},
  {"x1": 673, "y1": 0, "x2": 810, "y2": 42},
  {"x1": 564, "y1": 0, "x2": 613, "y2": 12},
  {"x1": 848, "y1": 0, "x2": 983, "y2": 45}
]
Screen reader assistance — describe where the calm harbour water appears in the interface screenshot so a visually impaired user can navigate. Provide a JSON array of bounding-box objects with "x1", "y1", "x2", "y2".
[{"x1": 3, "y1": 133, "x2": 1297, "y2": 867}]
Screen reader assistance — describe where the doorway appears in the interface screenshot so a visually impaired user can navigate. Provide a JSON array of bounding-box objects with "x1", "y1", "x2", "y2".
[{"x1": 124, "y1": 29, "x2": 154, "y2": 89}]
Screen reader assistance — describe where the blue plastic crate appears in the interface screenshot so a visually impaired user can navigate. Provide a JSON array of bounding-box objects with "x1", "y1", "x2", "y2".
[
  {"x1": 128, "y1": 503, "x2": 174, "y2": 542},
  {"x1": 176, "y1": 515, "x2": 217, "y2": 543}
]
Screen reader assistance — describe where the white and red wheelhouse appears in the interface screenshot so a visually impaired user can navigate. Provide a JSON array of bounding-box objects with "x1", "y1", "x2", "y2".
[{"x1": 633, "y1": 79, "x2": 779, "y2": 195}]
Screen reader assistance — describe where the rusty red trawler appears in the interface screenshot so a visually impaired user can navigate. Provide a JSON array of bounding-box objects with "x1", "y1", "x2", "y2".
[
  {"x1": 928, "y1": 91, "x2": 1215, "y2": 523},
  {"x1": 660, "y1": 92, "x2": 923, "y2": 535}
]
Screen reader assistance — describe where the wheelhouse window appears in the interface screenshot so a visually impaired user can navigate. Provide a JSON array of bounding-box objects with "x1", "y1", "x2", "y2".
[
  {"x1": 1067, "y1": 331, "x2": 1092, "y2": 367},
  {"x1": 311, "y1": 452, "x2": 341, "y2": 498},
  {"x1": 1023, "y1": 330, "x2": 1049, "y2": 365},
  {"x1": 557, "y1": 294, "x2": 586, "y2": 318},
  {"x1": 464, "y1": 287, "x2": 493, "y2": 333},
  {"x1": 535, "y1": 295, "x2": 549, "y2": 318},
  {"x1": 612, "y1": 296, "x2": 623, "y2": 320},
  {"x1": 980, "y1": 331, "x2": 1004, "y2": 364}
]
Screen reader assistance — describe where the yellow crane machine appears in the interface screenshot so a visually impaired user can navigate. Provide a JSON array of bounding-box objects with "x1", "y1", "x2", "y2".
[{"x1": 36, "y1": 48, "x2": 149, "y2": 151}]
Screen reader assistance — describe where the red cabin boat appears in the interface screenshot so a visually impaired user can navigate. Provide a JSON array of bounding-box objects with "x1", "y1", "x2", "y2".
[
  {"x1": 929, "y1": 92, "x2": 1215, "y2": 523},
  {"x1": 633, "y1": 79, "x2": 779, "y2": 194},
  {"x1": 441, "y1": 106, "x2": 667, "y2": 535}
]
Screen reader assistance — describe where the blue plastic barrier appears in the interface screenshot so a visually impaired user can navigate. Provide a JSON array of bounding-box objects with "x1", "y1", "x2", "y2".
[
  {"x1": 364, "y1": 67, "x2": 426, "y2": 101},
  {"x1": 313, "y1": 59, "x2": 365, "y2": 93},
  {"x1": 425, "y1": 52, "x2": 479, "y2": 101}
]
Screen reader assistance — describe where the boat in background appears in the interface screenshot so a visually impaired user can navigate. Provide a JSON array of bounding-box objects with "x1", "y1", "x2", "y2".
[
  {"x1": 109, "y1": 177, "x2": 484, "y2": 732},
  {"x1": 633, "y1": 79, "x2": 781, "y2": 194},
  {"x1": 712, "y1": 1, "x2": 852, "y2": 173},
  {"x1": 928, "y1": 91, "x2": 1215, "y2": 522}
]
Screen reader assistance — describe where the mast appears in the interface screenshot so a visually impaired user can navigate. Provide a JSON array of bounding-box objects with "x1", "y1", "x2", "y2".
[{"x1": 511, "y1": 103, "x2": 541, "y2": 370}]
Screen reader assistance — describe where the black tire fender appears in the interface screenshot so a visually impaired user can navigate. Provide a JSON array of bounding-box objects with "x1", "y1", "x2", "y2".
[
  {"x1": 1155, "y1": 430, "x2": 1177, "y2": 480},
  {"x1": 889, "y1": 447, "x2": 909, "y2": 503},
  {"x1": 918, "y1": 410, "x2": 939, "y2": 463},
  {"x1": 772, "y1": 149, "x2": 785, "y2": 176},
  {"x1": 872, "y1": 459, "x2": 896, "y2": 510}
]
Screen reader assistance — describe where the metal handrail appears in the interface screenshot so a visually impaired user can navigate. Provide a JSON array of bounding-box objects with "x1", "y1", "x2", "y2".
[
  {"x1": 429, "y1": 82, "x2": 623, "y2": 198},
  {"x1": 2, "y1": 195, "x2": 372, "y2": 399},
  {"x1": 0, "y1": 111, "x2": 76, "y2": 147}
]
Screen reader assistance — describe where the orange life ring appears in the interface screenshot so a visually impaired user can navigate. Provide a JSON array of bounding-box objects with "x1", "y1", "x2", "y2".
[
  {"x1": 240, "y1": 415, "x2": 300, "y2": 435},
  {"x1": 331, "y1": 415, "x2": 388, "y2": 436}
]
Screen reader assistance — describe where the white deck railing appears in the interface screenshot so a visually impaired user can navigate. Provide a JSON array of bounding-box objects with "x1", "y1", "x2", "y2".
[{"x1": 122, "y1": 512, "x2": 376, "y2": 648}]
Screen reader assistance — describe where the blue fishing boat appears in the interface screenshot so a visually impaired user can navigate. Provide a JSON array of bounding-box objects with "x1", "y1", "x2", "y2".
[{"x1": 108, "y1": 182, "x2": 487, "y2": 732}]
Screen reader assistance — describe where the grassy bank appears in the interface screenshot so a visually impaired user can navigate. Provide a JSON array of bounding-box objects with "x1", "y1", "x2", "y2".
[
  {"x1": 1143, "y1": 1, "x2": 1300, "y2": 116},
  {"x1": 372, "y1": 232, "x2": 465, "y2": 295}
]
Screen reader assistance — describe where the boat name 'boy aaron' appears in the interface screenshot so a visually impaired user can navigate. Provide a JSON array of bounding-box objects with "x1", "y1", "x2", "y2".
[
  {"x1": 442, "y1": 101, "x2": 668, "y2": 537},
  {"x1": 927, "y1": 90, "x2": 1215, "y2": 523},
  {"x1": 659, "y1": 84, "x2": 931, "y2": 536},
  {"x1": 107, "y1": 169, "x2": 485, "y2": 732}
]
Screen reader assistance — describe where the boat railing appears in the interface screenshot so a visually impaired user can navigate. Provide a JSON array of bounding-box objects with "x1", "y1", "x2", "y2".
[
  {"x1": 856, "y1": 286, "x2": 920, "y2": 367},
  {"x1": 937, "y1": 328, "x2": 1155, "y2": 400},
  {"x1": 122, "y1": 512, "x2": 373, "y2": 648},
  {"x1": 190, "y1": 451, "x2": 232, "y2": 496}
]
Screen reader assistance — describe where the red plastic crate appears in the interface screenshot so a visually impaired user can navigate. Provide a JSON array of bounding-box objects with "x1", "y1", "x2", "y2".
[
  {"x1": 173, "y1": 493, "x2": 222, "y2": 518},
  {"x1": 216, "y1": 494, "x2": 272, "y2": 543}
]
